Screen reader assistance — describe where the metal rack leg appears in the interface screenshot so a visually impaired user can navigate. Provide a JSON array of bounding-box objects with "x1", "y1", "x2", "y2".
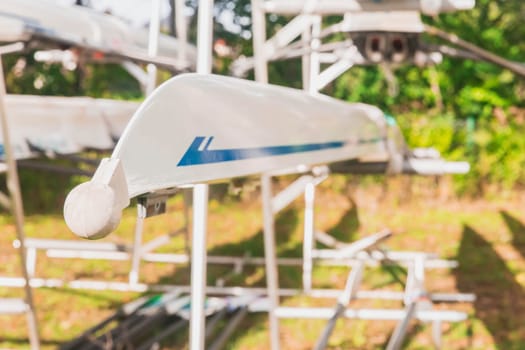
[
  {"x1": 262, "y1": 174, "x2": 280, "y2": 350},
  {"x1": 0, "y1": 51, "x2": 40, "y2": 350},
  {"x1": 432, "y1": 320, "x2": 442, "y2": 349},
  {"x1": 386, "y1": 301, "x2": 417, "y2": 350},
  {"x1": 314, "y1": 260, "x2": 365, "y2": 350},
  {"x1": 189, "y1": 184, "x2": 209, "y2": 350},
  {"x1": 302, "y1": 181, "x2": 315, "y2": 292},
  {"x1": 129, "y1": 200, "x2": 146, "y2": 285}
]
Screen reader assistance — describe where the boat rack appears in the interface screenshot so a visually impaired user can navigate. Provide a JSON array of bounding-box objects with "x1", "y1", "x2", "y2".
[
  {"x1": 11, "y1": 167, "x2": 473, "y2": 349},
  {"x1": 0, "y1": 1, "x2": 193, "y2": 347}
]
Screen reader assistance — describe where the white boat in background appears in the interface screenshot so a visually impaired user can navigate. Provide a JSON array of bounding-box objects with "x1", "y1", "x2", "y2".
[
  {"x1": 0, "y1": 0, "x2": 197, "y2": 160},
  {"x1": 1, "y1": 95, "x2": 138, "y2": 160},
  {"x1": 0, "y1": 0, "x2": 196, "y2": 71}
]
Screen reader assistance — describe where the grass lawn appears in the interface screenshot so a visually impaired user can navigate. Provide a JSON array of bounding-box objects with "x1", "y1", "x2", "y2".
[{"x1": 0, "y1": 175, "x2": 524, "y2": 349}]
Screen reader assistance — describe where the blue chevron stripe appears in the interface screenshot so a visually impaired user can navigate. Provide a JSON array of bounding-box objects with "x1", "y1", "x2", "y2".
[
  {"x1": 177, "y1": 136, "x2": 382, "y2": 167},
  {"x1": 177, "y1": 136, "x2": 348, "y2": 167}
]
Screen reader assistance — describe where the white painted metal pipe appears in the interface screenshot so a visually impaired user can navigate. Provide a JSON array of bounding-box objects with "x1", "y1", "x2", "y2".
[
  {"x1": 274, "y1": 306, "x2": 467, "y2": 322},
  {"x1": 190, "y1": 183, "x2": 209, "y2": 350},
  {"x1": 146, "y1": 0, "x2": 162, "y2": 96},
  {"x1": 262, "y1": 174, "x2": 281, "y2": 350},
  {"x1": 0, "y1": 51, "x2": 40, "y2": 350},
  {"x1": 190, "y1": 0, "x2": 214, "y2": 348},
  {"x1": 262, "y1": 0, "x2": 475, "y2": 15}
]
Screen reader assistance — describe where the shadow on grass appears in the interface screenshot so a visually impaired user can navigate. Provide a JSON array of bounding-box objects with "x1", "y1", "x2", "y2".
[
  {"x1": 209, "y1": 206, "x2": 299, "y2": 257},
  {"x1": 326, "y1": 198, "x2": 360, "y2": 243},
  {"x1": 40, "y1": 287, "x2": 127, "y2": 308},
  {"x1": 456, "y1": 224, "x2": 525, "y2": 348},
  {"x1": 326, "y1": 200, "x2": 407, "y2": 291},
  {"x1": 501, "y1": 210, "x2": 525, "y2": 256},
  {"x1": 155, "y1": 206, "x2": 301, "y2": 289}
]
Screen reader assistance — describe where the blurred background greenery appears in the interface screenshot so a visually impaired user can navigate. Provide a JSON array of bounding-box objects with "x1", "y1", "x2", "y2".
[{"x1": 2, "y1": 0, "x2": 525, "y2": 203}]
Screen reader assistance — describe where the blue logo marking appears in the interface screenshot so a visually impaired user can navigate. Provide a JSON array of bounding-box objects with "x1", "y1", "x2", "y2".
[{"x1": 177, "y1": 136, "x2": 346, "y2": 167}]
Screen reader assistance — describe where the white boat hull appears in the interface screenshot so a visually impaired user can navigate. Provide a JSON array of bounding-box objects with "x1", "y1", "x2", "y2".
[
  {"x1": 64, "y1": 74, "x2": 390, "y2": 239},
  {"x1": 113, "y1": 74, "x2": 388, "y2": 197},
  {"x1": 0, "y1": 0, "x2": 196, "y2": 70},
  {"x1": 1, "y1": 95, "x2": 138, "y2": 159}
]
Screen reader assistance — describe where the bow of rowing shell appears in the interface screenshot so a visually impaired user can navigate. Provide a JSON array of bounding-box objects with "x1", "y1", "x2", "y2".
[{"x1": 63, "y1": 74, "x2": 390, "y2": 239}]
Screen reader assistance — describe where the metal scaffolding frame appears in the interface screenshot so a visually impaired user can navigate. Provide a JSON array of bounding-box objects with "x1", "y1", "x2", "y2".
[
  {"x1": 249, "y1": 0, "x2": 476, "y2": 92},
  {"x1": 257, "y1": 167, "x2": 473, "y2": 350},
  {"x1": 0, "y1": 1, "x2": 193, "y2": 348},
  {"x1": 247, "y1": 2, "x2": 476, "y2": 349}
]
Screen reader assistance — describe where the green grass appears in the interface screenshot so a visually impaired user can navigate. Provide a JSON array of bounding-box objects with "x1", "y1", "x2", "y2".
[{"x1": 1, "y1": 177, "x2": 525, "y2": 349}]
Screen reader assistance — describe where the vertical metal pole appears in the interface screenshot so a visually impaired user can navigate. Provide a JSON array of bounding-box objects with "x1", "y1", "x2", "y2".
[
  {"x1": 175, "y1": 0, "x2": 188, "y2": 67},
  {"x1": 251, "y1": 0, "x2": 268, "y2": 83},
  {"x1": 183, "y1": 188, "x2": 192, "y2": 255},
  {"x1": 0, "y1": 55, "x2": 40, "y2": 349},
  {"x1": 197, "y1": 0, "x2": 214, "y2": 75},
  {"x1": 308, "y1": 15, "x2": 321, "y2": 94},
  {"x1": 404, "y1": 261, "x2": 414, "y2": 306},
  {"x1": 129, "y1": 200, "x2": 146, "y2": 285},
  {"x1": 190, "y1": 1, "x2": 213, "y2": 349},
  {"x1": 302, "y1": 181, "x2": 315, "y2": 293},
  {"x1": 261, "y1": 174, "x2": 280, "y2": 350},
  {"x1": 432, "y1": 320, "x2": 442, "y2": 349},
  {"x1": 26, "y1": 248, "x2": 37, "y2": 278},
  {"x1": 414, "y1": 254, "x2": 425, "y2": 293},
  {"x1": 190, "y1": 183, "x2": 208, "y2": 350},
  {"x1": 404, "y1": 254, "x2": 425, "y2": 305},
  {"x1": 146, "y1": 0, "x2": 161, "y2": 95},
  {"x1": 169, "y1": 0, "x2": 176, "y2": 36},
  {"x1": 301, "y1": 18, "x2": 312, "y2": 92},
  {"x1": 128, "y1": 0, "x2": 160, "y2": 284}
]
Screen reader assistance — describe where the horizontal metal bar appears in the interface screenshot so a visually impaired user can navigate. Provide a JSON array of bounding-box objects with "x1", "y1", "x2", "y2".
[
  {"x1": 262, "y1": 0, "x2": 474, "y2": 15},
  {"x1": 15, "y1": 241, "x2": 458, "y2": 269},
  {"x1": 14, "y1": 238, "x2": 130, "y2": 252},
  {"x1": 0, "y1": 42, "x2": 25, "y2": 55},
  {"x1": 273, "y1": 306, "x2": 467, "y2": 322},
  {"x1": 0, "y1": 277, "x2": 474, "y2": 302},
  {"x1": 0, "y1": 298, "x2": 29, "y2": 314},
  {"x1": 313, "y1": 249, "x2": 438, "y2": 262},
  {"x1": 430, "y1": 292, "x2": 476, "y2": 303},
  {"x1": 47, "y1": 250, "x2": 130, "y2": 260}
]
